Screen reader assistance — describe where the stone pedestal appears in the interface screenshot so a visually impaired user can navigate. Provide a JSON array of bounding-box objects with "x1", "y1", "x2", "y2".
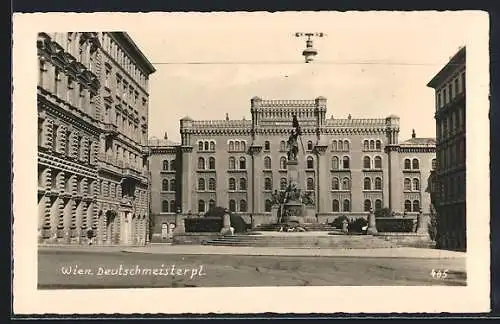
[
  {"x1": 271, "y1": 205, "x2": 279, "y2": 223},
  {"x1": 175, "y1": 212, "x2": 185, "y2": 233},
  {"x1": 220, "y1": 210, "x2": 233, "y2": 235},
  {"x1": 416, "y1": 211, "x2": 429, "y2": 235},
  {"x1": 367, "y1": 209, "x2": 378, "y2": 234}
]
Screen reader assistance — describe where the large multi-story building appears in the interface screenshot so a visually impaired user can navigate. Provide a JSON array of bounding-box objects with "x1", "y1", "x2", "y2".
[
  {"x1": 149, "y1": 97, "x2": 436, "y2": 237},
  {"x1": 427, "y1": 47, "x2": 466, "y2": 251},
  {"x1": 37, "y1": 32, "x2": 155, "y2": 246}
]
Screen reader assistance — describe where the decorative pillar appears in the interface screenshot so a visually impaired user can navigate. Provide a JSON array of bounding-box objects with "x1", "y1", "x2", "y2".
[
  {"x1": 249, "y1": 144, "x2": 262, "y2": 226},
  {"x1": 367, "y1": 208, "x2": 378, "y2": 234},
  {"x1": 174, "y1": 208, "x2": 185, "y2": 233},
  {"x1": 180, "y1": 146, "x2": 193, "y2": 213},
  {"x1": 313, "y1": 145, "x2": 328, "y2": 216},
  {"x1": 416, "y1": 211, "x2": 429, "y2": 234}
]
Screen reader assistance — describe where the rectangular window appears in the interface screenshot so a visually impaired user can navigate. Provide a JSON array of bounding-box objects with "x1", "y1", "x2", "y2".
[
  {"x1": 443, "y1": 89, "x2": 447, "y2": 105},
  {"x1": 454, "y1": 78, "x2": 459, "y2": 95},
  {"x1": 448, "y1": 83, "x2": 453, "y2": 102},
  {"x1": 461, "y1": 71, "x2": 466, "y2": 93},
  {"x1": 105, "y1": 67, "x2": 111, "y2": 88},
  {"x1": 37, "y1": 119, "x2": 44, "y2": 147},
  {"x1": 437, "y1": 91, "x2": 441, "y2": 108}
]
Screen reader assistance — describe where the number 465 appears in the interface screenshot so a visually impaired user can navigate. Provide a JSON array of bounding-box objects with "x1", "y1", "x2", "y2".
[{"x1": 431, "y1": 269, "x2": 448, "y2": 279}]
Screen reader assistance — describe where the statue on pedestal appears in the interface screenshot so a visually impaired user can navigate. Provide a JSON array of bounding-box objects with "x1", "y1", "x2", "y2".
[{"x1": 286, "y1": 114, "x2": 303, "y2": 161}]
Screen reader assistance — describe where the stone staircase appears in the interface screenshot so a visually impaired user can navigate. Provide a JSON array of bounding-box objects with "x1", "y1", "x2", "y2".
[
  {"x1": 253, "y1": 223, "x2": 337, "y2": 232},
  {"x1": 203, "y1": 233, "x2": 400, "y2": 249}
]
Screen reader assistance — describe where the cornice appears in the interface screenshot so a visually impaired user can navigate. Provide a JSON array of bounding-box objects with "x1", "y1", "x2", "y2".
[{"x1": 38, "y1": 152, "x2": 98, "y2": 178}]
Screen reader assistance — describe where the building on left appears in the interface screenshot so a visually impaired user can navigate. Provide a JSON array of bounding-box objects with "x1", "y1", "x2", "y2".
[{"x1": 37, "y1": 32, "x2": 156, "y2": 245}]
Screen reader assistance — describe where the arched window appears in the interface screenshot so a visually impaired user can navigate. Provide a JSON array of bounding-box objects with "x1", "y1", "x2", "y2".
[
  {"x1": 198, "y1": 200, "x2": 205, "y2": 213},
  {"x1": 332, "y1": 177, "x2": 340, "y2": 190},
  {"x1": 338, "y1": 141, "x2": 344, "y2": 151},
  {"x1": 332, "y1": 140, "x2": 338, "y2": 151},
  {"x1": 198, "y1": 141, "x2": 203, "y2": 151},
  {"x1": 241, "y1": 141, "x2": 246, "y2": 152},
  {"x1": 280, "y1": 141, "x2": 286, "y2": 151},
  {"x1": 264, "y1": 156, "x2": 272, "y2": 169},
  {"x1": 239, "y1": 178, "x2": 247, "y2": 191},
  {"x1": 413, "y1": 200, "x2": 420, "y2": 212},
  {"x1": 264, "y1": 177, "x2": 272, "y2": 191},
  {"x1": 280, "y1": 178, "x2": 287, "y2": 190},
  {"x1": 170, "y1": 160, "x2": 176, "y2": 171},
  {"x1": 239, "y1": 200, "x2": 247, "y2": 212},
  {"x1": 364, "y1": 177, "x2": 372, "y2": 190},
  {"x1": 342, "y1": 156, "x2": 350, "y2": 169},
  {"x1": 229, "y1": 199, "x2": 236, "y2": 212},
  {"x1": 235, "y1": 141, "x2": 240, "y2": 152},
  {"x1": 264, "y1": 141, "x2": 270, "y2": 151},
  {"x1": 228, "y1": 178, "x2": 236, "y2": 191},
  {"x1": 306, "y1": 177, "x2": 314, "y2": 191},
  {"x1": 332, "y1": 199, "x2": 340, "y2": 212},
  {"x1": 204, "y1": 141, "x2": 209, "y2": 151},
  {"x1": 342, "y1": 177, "x2": 350, "y2": 190},
  {"x1": 363, "y1": 140, "x2": 369, "y2": 151},
  {"x1": 209, "y1": 141, "x2": 215, "y2": 151},
  {"x1": 198, "y1": 178, "x2": 205, "y2": 191},
  {"x1": 280, "y1": 157, "x2": 287, "y2": 169},
  {"x1": 198, "y1": 157, "x2": 205, "y2": 170},
  {"x1": 343, "y1": 199, "x2": 351, "y2": 212},
  {"x1": 412, "y1": 158, "x2": 420, "y2": 170},
  {"x1": 363, "y1": 156, "x2": 371, "y2": 169},
  {"x1": 170, "y1": 179, "x2": 176, "y2": 191},
  {"x1": 307, "y1": 140, "x2": 313, "y2": 151},
  {"x1": 162, "y1": 179, "x2": 168, "y2": 191},
  {"x1": 375, "y1": 199, "x2": 382, "y2": 211},
  {"x1": 404, "y1": 178, "x2": 411, "y2": 191},
  {"x1": 237, "y1": 157, "x2": 246, "y2": 169},
  {"x1": 208, "y1": 178, "x2": 216, "y2": 191},
  {"x1": 265, "y1": 199, "x2": 272, "y2": 212},
  {"x1": 404, "y1": 158, "x2": 411, "y2": 169},
  {"x1": 162, "y1": 160, "x2": 169, "y2": 170},
  {"x1": 229, "y1": 141, "x2": 235, "y2": 151},
  {"x1": 364, "y1": 199, "x2": 372, "y2": 212},
  {"x1": 170, "y1": 200, "x2": 176, "y2": 213},
  {"x1": 432, "y1": 158, "x2": 437, "y2": 170},
  {"x1": 228, "y1": 157, "x2": 235, "y2": 169},
  {"x1": 208, "y1": 157, "x2": 215, "y2": 169},
  {"x1": 162, "y1": 200, "x2": 169, "y2": 212},
  {"x1": 413, "y1": 178, "x2": 420, "y2": 191},
  {"x1": 332, "y1": 156, "x2": 339, "y2": 170},
  {"x1": 374, "y1": 156, "x2": 382, "y2": 169},
  {"x1": 404, "y1": 200, "x2": 412, "y2": 212},
  {"x1": 376, "y1": 140, "x2": 381, "y2": 150},
  {"x1": 306, "y1": 156, "x2": 314, "y2": 169},
  {"x1": 208, "y1": 199, "x2": 216, "y2": 211},
  {"x1": 375, "y1": 177, "x2": 382, "y2": 190},
  {"x1": 369, "y1": 140, "x2": 375, "y2": 150},
  {"x1": 344, "y1": 140, "x2": 349, "y2": 151}
]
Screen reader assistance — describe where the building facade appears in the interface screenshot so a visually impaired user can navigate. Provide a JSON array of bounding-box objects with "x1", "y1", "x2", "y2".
[
  {"x1": 149, "y1": 97, "x2": 436, "y2": 235},
  {"x1": 37, "y1": 32, "x2": 155, "y2": 245},
  {"x1": 427, "y1": 47, "x2": 466, "y2": 251}
]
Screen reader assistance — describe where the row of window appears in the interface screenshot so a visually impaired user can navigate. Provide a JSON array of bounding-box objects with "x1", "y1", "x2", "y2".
[
  {"x1": 161, "y1": 179, "x2": 176, "y2": 192},
  {"x1": 38, "y1": 119, "x2": 95, "y2": 165},
  {"x1": 437, "y1": 106, "x2": 465, "y2": 140},
  {"x1": 168, "y1": 198, "x2": 421, "y2": 214},
  {"x1": 404, "y1": 178, "x2": 421, "y2": 191},
  {"x1": 436, "y1": 71, "x2": 465, "y2": 109},
  {"x1": 162, "y1": 160, "x2": 177, "y2": 171},
  {"x1": 437, "y1": 139, "x2": 465, "y2": 170},
  {"x1": 101, "y1": 33, "x2": 149, "y2": 88},
  {"x1": 103, "y1": 105, "x2": 146, "y2": 144},
  {"x1": 198, "y1": 141, "x2": 216, "y2": 152},
  {"x1": 194, "y1": 139, "x2": 384, "y2": 154},
  {"x1": 106, "y1": 70, "x2": 148, "y2": 109}
]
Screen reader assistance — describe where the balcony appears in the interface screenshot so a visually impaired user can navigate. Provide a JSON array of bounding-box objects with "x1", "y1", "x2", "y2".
[
  {"x1": 123, "y1": 163, "x2": 148, "y2": 183},
  {"x1": 97, "y1": 154, "x2": 122, "y2": 176},
  {"x1": 103, "y1": 123, "x2": 118, "y2": 137}
]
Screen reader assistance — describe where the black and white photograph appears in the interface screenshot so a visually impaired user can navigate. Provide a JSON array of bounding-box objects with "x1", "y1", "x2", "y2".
[{"x1": 12, "y1": 11, "x2": 490, "y2": 314}]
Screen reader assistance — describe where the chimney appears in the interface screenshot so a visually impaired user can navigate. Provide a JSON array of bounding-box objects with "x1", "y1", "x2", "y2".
[
  {"x1": 164, "y1": 132, "x2": 168, "y2": 140},
  {"x1": 225, "y1": 113, "x2": 229, "y2": 121},
  {"x1": 412, "y1": 129, "x2": 416, "y2": 139},
  {"x1": 348, "y1": 114, "x2": 352, "y2": 120}
]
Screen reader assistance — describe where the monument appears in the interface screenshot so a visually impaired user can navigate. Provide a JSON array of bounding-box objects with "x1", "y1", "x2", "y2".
[{"x1": 271, "y1": 113, "x2": 315, "y2": 225}]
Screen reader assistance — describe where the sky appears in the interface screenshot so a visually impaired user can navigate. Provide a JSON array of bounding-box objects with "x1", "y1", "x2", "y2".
[{"x1": 126, "y1": 11, "x2": 474, "y2": 143}]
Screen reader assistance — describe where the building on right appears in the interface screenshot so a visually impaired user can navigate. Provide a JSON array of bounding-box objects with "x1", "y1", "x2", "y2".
[{"x1": 427, "y1": 46, "x2": 466, "y2": 251}]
